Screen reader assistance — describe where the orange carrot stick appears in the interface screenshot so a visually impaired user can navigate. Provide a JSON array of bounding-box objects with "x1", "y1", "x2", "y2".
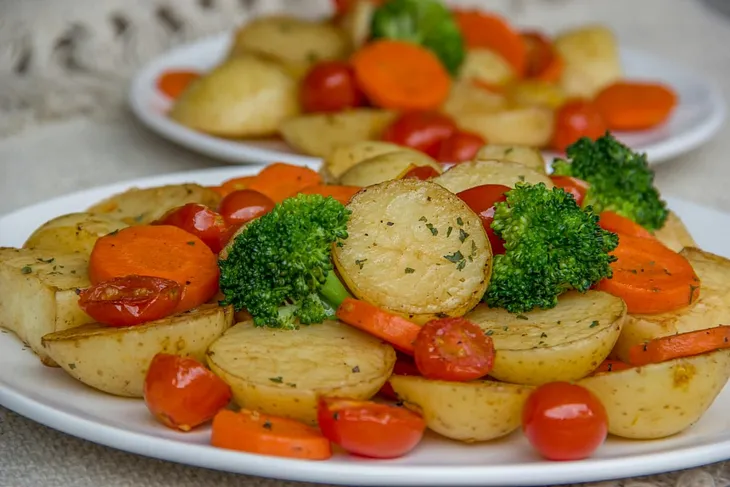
[
  {"x1": 453, "y1": 10, "x2": 527, "y2": 76},
  {"x1": 296, "y1": 185, "x2": 361, "y2": 205},
  {"x1": 157, "y1": 70, "x2": 201, "y2": 99},
  {"x1": 336, "y1": 298, "x2": 421, "y2": 354},
  {"x1": 598, "y1": 211, "x2": 654, "y2": 239},
  {"x1": 247, "y1": 163, "x2": 322, "y2": 203},
  {"x1": 594, "y1": 81, "x2": 678, "y2": 131},
  {"x1": 628, "y1": 326, "x2": 730, "y2": 366}
]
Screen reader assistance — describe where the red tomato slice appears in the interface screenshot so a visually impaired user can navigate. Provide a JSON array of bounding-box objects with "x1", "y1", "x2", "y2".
[
  {"x1": 436, "y1": 131, "x2": 486, "y2": 163},
  {"x1": 401, "y1": 166, "x2": 440, "y2": 180},
  {"x1": 78, "y1": 275, "x2": 182, "y2": 327},
  {"x1": 317, "y1": 396, "x2": 426, "y2": 458},
  {"x1": 144, "y1": 353, "x2": 232, "y2": 432},
  {"x1": 456, "y1": 184, "x2": 510, "y2": 254},
  {"x1": 300, "y1": 61, "x2": 365, "y2": 113},
  {"x1": 382, "y1": 111, "x2": 458, "y2": 157},
  {"x1": 378, "y1": 355, "x2": 421, "y2": 400},
  {"x1": 154, "y1": 203, "x2": 237, "y2": 254},
  {"x1": 413, "y1": 317, "x2": 495, "y2": 382},
  {"x1": 552, "y1": 100, "x2": 607, "y2": 152},
  {"x1": 218, "y1": 189, "x2": 276, "y2": 226},
  {"x1": 549, "y1": 176, "x2": 590, "y2": 207}
]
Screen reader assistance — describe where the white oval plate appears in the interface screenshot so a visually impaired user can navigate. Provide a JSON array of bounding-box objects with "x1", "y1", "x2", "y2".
[
  {"x1": 3, "y1": 166, "x2": 730, "y2": 486},
  {"x1": 129, "y1": 32, "x2": 725, "y2": 167}
]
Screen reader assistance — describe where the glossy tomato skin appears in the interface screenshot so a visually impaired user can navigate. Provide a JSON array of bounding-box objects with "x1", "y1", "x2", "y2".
[
  {"x1": 413, "y1": 317, "x2": 495, "y2": 382},
  {"x1": 549, "y1": 176, "x2": 590, "y2": 207},
  {"x1": 155, "y1": 203, "x2": 236, "y2": 254},
  {"x1": 456, "y1": 184, "x2": 510, "y2": 254},
  {"x1": 218, "y1": 189, "x2": 275, "y2": 226},
  {"x1": 401, "y1": 165, "x2": 440, "y2": 180},
  {"x1": 378, "y1": 355, "x2": 421, "y2": 400},
  {"x1": 317, "y1": 397, "x2": 426, "y2": 458},
  {"x1": 300, "y1": 61, "x2": 365, "y2": 113},
  {"x1": 521, "y1": 31, "x2": 562, "y2": 82},
  {"x1": 436, "y1": 131, "x2": 486, "y2": 163},
  {"x1": 78, "y1": 275, "x2": 182, "y2": 327},
  {"x1": 552, "y1": 100, "x2": 607, "y2": 152},
  {"x1": 144, "y1": 353, "x2": 232, "y2": 432},
  {"x1": 522, "y1": 382, "x2": 608, "y2": 461},
  {"x1": 382, "y1": 111, "x2": 458, "y2": 157}
]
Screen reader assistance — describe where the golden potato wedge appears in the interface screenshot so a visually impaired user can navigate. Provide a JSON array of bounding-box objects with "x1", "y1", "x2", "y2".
[
  {"x1": 207, "y1": 320, "x2": 395, "y2": 424},
  {"x1": 612, "y1": 248, "x2": 730, "y2": 362},
  {"x1": 653, "y1": 211, "x2": 697, "y2": 253},
  {"x1": 333, "y1": 179, "x2": 491, "y2": 324},
  {"x1": 323, "y1": 141, "x2": 419, "y2": 182},
  {"x1": 87, "y1": 183, "x2": 221, "y2": 225},
  {"x1": 339, "y1": 151, "x2": 442, "y2": 187},
  {"x1": 390, "y1": 376, "x2": 533, "y2": 442},
  {"x1": 441, "y1": 81, "x2": 507, "y2": 119},
  {"x1": 433, "y1": 159, "x2": 553, "y2": 194},
  {"x1": 42, "y1": 304, "x2": 233, "y2": 397},
  {"x1": 458, "y1": 48, "x2": 515, "y2": 87},
  {"x1": 0, "y1": 248, "x2": 92, "y2": 365},
  {"x1": 506, "y1": 80, "x2": 566, "y2": 110},
  {"x1": 553, "y1": 25, "x2": 622, "y2": 98},
  {"x1": 336, "y1": 0, "x2": 375, "y2": 50},
  {"x1": 466, "y1": 291, "x2": 626, "y2": 385},
  {"x1": 454, "y1": 106, "x2": 555, "y2": 147},
  {"x1": 579, "y1": 349, "x2": 730, "y2": 439},
  {"x1": 23, "y1": 212, "x2": 128, "y2": 255},
  {"x1": 473, "y1": 145, "x2": 547, "y2": 174},
  {"x1": 279, "y1": 109, "x2": 397, "y2": 158},
  {"x1": 169, "y1": 56, "x2": 299, "y2": 138}
]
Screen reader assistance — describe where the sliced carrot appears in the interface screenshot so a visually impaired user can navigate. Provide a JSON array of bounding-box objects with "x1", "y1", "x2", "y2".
[
  {"x1": 211, "y1": 409, "x2": 332, "y2": 460},
  {"x1": 247, "y1": 163, "x2": 322, "y2": 203},
  {"x1": 593, "y1": 359, "x2": 632, "y2": 374},
  {"x1": 594, "y1": 81, "x2": 678, "y2": 131},
  {"x1": 296, "y1": 184, "x2": 361, "y2": 205},
  {"x1": 157, "y1": 70, "x2": 201, "y2": 99},
  {"x1": 219, "y1": 176, "x2": 259, "y2": 198},
  {"x1": 521, "y1": 31, "x2": 563, "y2": 83},
  {"x1": 453, "y1": 10, "x2": 527, "y2": 76},
  {"x1": 598, "y1": 211, "x2": 654, "y2": 239},
  {"x1": 596, "y1": 234, "x2": 700, "y2": 315},
  {"x1": 628, "y1": 326, "x2": 730, "y2": 366},
  {"x1": 89, "y1": 225, "x2": 219, "y2": 313},
  {"x1": 336, "y1": 298, "x2": 421, "y2": 355},
  {"x1": 351, "y1": 40, "x2": 451, "y2": 111}
]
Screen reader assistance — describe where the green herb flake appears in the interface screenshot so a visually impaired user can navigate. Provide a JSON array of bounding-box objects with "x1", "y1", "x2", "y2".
[
  {"x1": 20, "y1": 266, "x2": 32, "y2": 275},
  {"x1": 355, "y1": 259, "x2": 367, "y2": 270},
  {"x1": 589, "y1": 321, "x2": 599, "y2": 328},
  {"x1": 518, "y1": 175, "x2": 525, "y2": 182},
  {"x1": 456, "y1": 217, "x2": 464, "y2": 226},
  {"x1": 386, "y1": 222, "x2": 394, "y2": 226},
  {"x1": 485, "y1": 329, "x2": 494, "y2": 336},
  {"x1": 68, "y1": 363, "x2": 77, "y2": 370},
  {"x1": 446, "y1": 226, "x2": 453, "y2": 238},
  {"x1": 459, "y1": 229, "x2": 469, "y2": 243},
  {"x1": 471, "y1": 240, "x2": 477, "y2": 257},
  {"x1": 351, "y1": 365, "x2": 360, "y2": 373},
  {"x1": 269, "y1": 376, "x2": 283, "y2": 383},
  {"x1": 443, "y1": 251, "x2": 464, "y2": 264},
  {"x1": 504, "y1": 148, "x2": 514, "y2": 155},
  {"x1": 540, "y1": 332, "x2": 548, "y2": 338},
  {"x1": 404, "y1": 267, "x2": 415, "y2": 274},
  {"x1": 418, "y1": 216, "x2": 428, "y2": 222},
  {"x1": 336, "y1": 241, "x2": 344, "y2": 248},
  {"x1": 263, "y1": 420, "x2": 273, "y2": 430},
  {"x1": 515, "y1": 314, "x2": 529, "y2": 320},
  {"x1": 503, "y1": 326, "x2": 509, "y2": 331},
  {"x1": 37, "y1": 257, "x2": 55, "y2": 264},
  {"x1": 456, "y1": 260, "x2": 466, "y2": 271},
  {"x1": 286, "y1": 383, "x2": 297, "y2": 388},
  {"x1": 425, "y1": 223, "x2": 438, "y2": 236},
  {"x1": 186, "y1": 241, "x2": 196, "y2": 246}
]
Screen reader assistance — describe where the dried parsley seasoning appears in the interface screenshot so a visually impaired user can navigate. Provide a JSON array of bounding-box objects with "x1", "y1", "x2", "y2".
[{"x1": 269, "y1": 376, "x2": 283, "y2": 383}]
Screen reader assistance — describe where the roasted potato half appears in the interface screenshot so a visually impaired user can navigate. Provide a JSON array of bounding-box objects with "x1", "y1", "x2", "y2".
[
  {"x1": 0, "y1": 248, "x2": 92, "y2": 365},
  {"x1": 579, "y1": 349, "x2": 730, "y2": 439},
  {"x1": 87, "y1": 183, "x2": 221, "y2": 225},
  {"x1": 23, "y1": 212, "x2": 128, "y2": 255},
  {"x1": 42, "y1": 304, "x2": 233, "y2": 397},
  {"x1": 390, "y1": 376, "x2": 533, "y2": 442},
  {"x1": 441, "y1": 81, "x2": 507, "y2": 119},
  {"x1": 169, "y1": 56, "x2": 299, "y2": 138},
  {"x1": 653, "y1": 211, "x2": 697, "y2": 252},
  {"x1": 466, "y1": 291, "x2": 626, "y2": 385},
  {"x1": 279, "y1": 109, "x2": 397, "y2": 158},
  {"x1": 323, "y1": 141, "x2": 418, "y2": 183},
  {"x1": 333, "y1": 179, "x2": 492, "y2": 324},
  {"x1": 433, "y1": 159, "x2": 553, "y2": 194},
  {"x1": 454, "y1": 106, "x2": 554, "y2": 148},
  {"x1": 612, "y1": 248, "x2": 730, "y2": 362},
  {"x1": 473, "y1": 145, "x2": 547, "y2": 174},
  {"x1": 458, "y1": 48, "x2": 515, "y2": 87},
  {"x1": 207, "y1": 320, "x2": 395, "y2": 425},
  {"x1": 339, "y1": 151, "x2": 442, "y2": 187}
]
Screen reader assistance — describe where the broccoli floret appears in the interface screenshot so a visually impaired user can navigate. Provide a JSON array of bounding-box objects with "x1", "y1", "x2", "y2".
[
  {"x1": 484, "y1": 183, "x2": 618, "y2": 314},
  {"x1": 552, "y1": 133, "x2": 669, "y2": 231},
  {"x1": 370, "y1": 0, "x2": 465, "y2": 75},
  {"x1": 218, "y1": 194, "x2": 352, "y2": 329}
]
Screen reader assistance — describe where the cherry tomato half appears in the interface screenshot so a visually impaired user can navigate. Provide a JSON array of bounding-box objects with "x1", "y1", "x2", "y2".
[
  {"x1": 522, "y1": 382, "x2": 608, "y2": 461},
  {"x1": 300, "y1": 61, "x2": 365, "y2": 113},
  {"x1": 144, "y1": 353, "x2": 232, "y2": 432},
  {"x1": 552, "y1": 100, "x2": 607, "y2": 153},
  {"x1": 413, "y1": 317, "x2": 495, "y2": 382},
  {"x1": 549, "y1": 176, "x2": 590, "y2": 207},
  {"x1": 436, "y1": 131, "x2": 487, "y2": 163},
  {"x1": 154, "y1": 203, "x2": 236, "y2": 254},
  {"x1": 317, "y1": 397, "x2": 426, "y2": 458},
  {"x1": 378, "y1": 354, "x2": 421, "y2": 400},
  {"x1": 218, "y1": 189, "x2": 275, "y2": 226},
  {"x1": 402, "y1": 165, "x2": 440, "y2": 180},
  {"x1": 382, "y1": 111, "x2": 458, "y2": 157},
  {"x1": 78, "y1": 275, "x2": 182, "y2": 327},
  {"x1": 456, "y1": 184, "x2": 510, "y2": 254},
  {"x1": 522, "y1": 31, "x2": 562, "y2": 83}
]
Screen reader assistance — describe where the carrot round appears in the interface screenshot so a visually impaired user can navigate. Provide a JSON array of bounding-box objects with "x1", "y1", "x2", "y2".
[
  {"x1": 297, "y1": 185, "x2": 361, "y2": 205},
  {"x1": 211, "y1": 409, "x2": 332, "y2": 460},
  {"x1": 247, "y1": 163, "x2": 322, "y2": 203},
  {"x1": 594, "y1": 81, "x2": 678, "y2": 131},
  {"x1": 453, "y1": 10, "x2": 527, "y2": 76},
  {"x1": 89, "y1": 225, "x2": 219, "y2": 313},
  {"x1": 628, "y1": 326, "x2": 730, "y2": 366},
  {"x1": 351, "y1": 40, "x2": 451, "y2": 111},
  {"x1": 157, "y1": 70, "x2": 201, "y2": 99},
  {"x1": 598, "y1": 211, "x2": 654, "y2": 239},
  {"x1": 596, "y1": 234, "x2": 700, "y2": 315},
  {"x1": 593, "y1": 359, "x2": 632, "y2": 374},
  {"x1": 336, "y1": 298, "x2": 421, "y2": 355}
]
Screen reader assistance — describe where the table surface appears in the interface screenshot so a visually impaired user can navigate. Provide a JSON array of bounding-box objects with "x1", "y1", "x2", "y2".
[{"x1": 2, "y1": 0, "x2": 730, "y2": 486}]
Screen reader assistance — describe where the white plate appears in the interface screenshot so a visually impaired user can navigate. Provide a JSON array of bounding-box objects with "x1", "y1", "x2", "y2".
[
  {"x1": 4, "y1": 166, "x2": 730, "y2": 486},
  {"x1": 129, "y1": 32, "x2": 726, "y2": 167}
]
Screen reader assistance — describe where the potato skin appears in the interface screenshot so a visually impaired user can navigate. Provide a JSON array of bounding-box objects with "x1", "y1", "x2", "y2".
[
  {"x1": 473, "y1": 145, "x2": 547, "y2": 174},
  {"x1": 466, "y1": 291, "x2": 626, "y2": 385},
  {"x1": 338, "y1": 151, "x2": 442, "y2": 187},
  {"x1": 42, "y1": 304, "x2": 233, "y2": 397},
  {"x1": 454, "y1": 107, "x2": 554, "y2": 147},
  {"x1": 441, "y1": 81, "x2": 507, "y2": 119},
  {"x1": 324, "y1": 141, "x2": 419, "y2": 183},
  {"x1": 433, "y1": 159, "x2": 553, "y2": 194},
  {"x1": 333, "y1": 179, "x2": 492, "y2": 324},
  {"x1": 206, "y1": 320, "x2": 395, "y2": 425},
  {"x1": 579, "y1": 349, "x2": 730, "y2": 439},
  {"x1": 23, "y1": 212, "x2": 128, "y2": 256},
  {"x1": 390, "y1": 376, "x2": 533, "y2": 442}
]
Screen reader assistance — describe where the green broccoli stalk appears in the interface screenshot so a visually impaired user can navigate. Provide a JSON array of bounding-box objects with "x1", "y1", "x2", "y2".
[
  {"x1": 485, "y1": 183, "x2": 618, "y2": 314},
  {"x1": 218, "y1": 194, "x2": 353, "y2": 329},
  {"x1": 552, "y1": 133, "x2": 669, "y2": 231},
  {"x1": 370, "y1": 0, "x2": 465, "y2": 76}
]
